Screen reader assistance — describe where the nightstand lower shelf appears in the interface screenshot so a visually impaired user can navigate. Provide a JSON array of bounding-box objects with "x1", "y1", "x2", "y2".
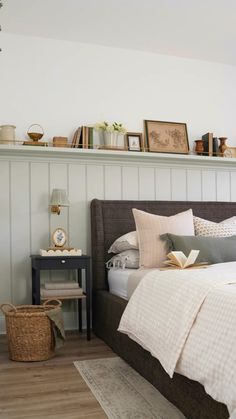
[{"x1": 41, "y1": 294, "x2": 86, "y2": 300}]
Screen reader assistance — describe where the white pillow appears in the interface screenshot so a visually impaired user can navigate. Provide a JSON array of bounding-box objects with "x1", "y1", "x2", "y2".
[
  {"x1": 108, "y1": 231, "x2": 138, "y2": 254},
  {"x1": 106, "y1": 250, "x2": 139, "y2": 269},
  {"x1": 133, "y1": 208, "x2": 194, "y2": 268},
  {"x1": 194, "y1": 216, "x2": 236, "y2": 237}
]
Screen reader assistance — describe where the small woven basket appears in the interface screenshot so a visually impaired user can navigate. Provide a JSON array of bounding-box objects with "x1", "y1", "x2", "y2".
[{"x1": 0, "y1": 300, "x2": 62, "y2": 362}]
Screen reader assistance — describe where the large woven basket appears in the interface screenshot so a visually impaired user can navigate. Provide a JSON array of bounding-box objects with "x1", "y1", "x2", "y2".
[{"x1": 0, "y1": 300, "x2": 62, "y2": 362}]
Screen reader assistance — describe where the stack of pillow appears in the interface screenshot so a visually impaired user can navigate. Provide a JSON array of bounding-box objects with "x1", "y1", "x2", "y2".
[{"x1": 107, "y1": 208, "x2": 236, "y2": 269}]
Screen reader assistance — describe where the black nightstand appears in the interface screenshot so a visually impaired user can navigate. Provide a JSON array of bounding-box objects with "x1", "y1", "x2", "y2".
[{"x1": 30, "y1": 254, "x2": 91, "y2": 340}]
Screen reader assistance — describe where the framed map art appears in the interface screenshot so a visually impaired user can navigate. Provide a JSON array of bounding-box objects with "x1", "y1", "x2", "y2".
[{"x1": 144, "y1": 120, "x2": 189, "y2": 154}]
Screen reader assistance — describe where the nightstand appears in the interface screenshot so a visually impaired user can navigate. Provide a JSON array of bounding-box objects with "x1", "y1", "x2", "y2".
[{"x1": 30, "y1": 254, "x2": 91, "y2": 340}]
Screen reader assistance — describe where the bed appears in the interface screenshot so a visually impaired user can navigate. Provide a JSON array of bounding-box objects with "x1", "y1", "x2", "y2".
[{"x1": 90, "y1": 199, "x2": 236, "y2": 419}]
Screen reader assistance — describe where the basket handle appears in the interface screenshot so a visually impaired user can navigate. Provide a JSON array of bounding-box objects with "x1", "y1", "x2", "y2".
[
  {"x1": 27, "y1": 124, "x2": 44, "y2": 135},
  {"x1": 43, "y1": 299, "x2": 62, "y2": 307},
  {"x1": 0, "y1": 303, "x2": 17, "y2": 314}
]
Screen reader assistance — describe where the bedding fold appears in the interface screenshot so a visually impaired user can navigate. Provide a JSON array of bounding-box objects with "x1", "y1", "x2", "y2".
[{"x1": 118, "y1": 262, "x2": 236, "y2": 417}]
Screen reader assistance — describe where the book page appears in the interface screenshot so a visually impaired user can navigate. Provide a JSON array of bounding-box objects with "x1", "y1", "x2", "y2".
[
  {"x1": 166, "y1": 251, "x2": 187, "y2": 268},
  {"x1": 183, "y1": 249, "x2": 199, "y2": 268}
]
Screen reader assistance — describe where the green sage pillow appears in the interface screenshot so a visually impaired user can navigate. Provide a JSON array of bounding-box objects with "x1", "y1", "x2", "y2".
[{"x1": 161, "y1": 233, "x2": 236, "y2": 264}]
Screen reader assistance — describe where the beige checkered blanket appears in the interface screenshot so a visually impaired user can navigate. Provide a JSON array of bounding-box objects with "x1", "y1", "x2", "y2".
[{"x1": 118, "y1": 262, "x2": 236, "y2": 418}]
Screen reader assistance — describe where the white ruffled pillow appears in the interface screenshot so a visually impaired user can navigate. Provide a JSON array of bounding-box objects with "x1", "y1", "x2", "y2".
[
  {"x1": 108, "y1": 231, "x2": 138, "y2": 254},
  {"x1": 106, "y1": 250, "x2": 139, "y2": 269},
  {"x1": 194, "y1": 216, "x2": 236, "y2": 237}
]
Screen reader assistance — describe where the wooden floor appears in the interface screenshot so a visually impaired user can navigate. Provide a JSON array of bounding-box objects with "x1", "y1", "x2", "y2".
[{"x1": 0, "y1": 331, "x2": 114, "y2": 419}]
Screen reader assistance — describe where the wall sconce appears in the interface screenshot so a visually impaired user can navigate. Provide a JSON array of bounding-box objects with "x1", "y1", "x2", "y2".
[{"x1": 50, "y1": 189, "x2": 70, "y2": 215}]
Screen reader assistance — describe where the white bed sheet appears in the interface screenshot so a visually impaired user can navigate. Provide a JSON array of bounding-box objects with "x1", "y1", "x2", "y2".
[{"x1": 107, "y1": 268, "x2": 134, "y2": 300}]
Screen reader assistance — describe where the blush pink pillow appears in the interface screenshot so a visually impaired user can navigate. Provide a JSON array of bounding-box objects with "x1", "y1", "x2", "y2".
[{"x1": 133, "y1": 208, "x2": 194, "y2": 268}]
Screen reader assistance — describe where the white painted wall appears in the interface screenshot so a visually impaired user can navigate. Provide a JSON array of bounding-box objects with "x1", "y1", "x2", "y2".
[{"x1": 1, "y1": 33, "x2": 236, "y2": 147}]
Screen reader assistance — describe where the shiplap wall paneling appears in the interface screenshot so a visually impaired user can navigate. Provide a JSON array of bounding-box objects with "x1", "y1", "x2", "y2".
[
  {"x1": 171, "y1": 169, "x2": 187, "y2": 201},
  {"x1": 86, "y1": 165, "x2": 104, "y2": 256},
  {"x1": 30, "y1": 162, "x2": 50, "y2": 285},
  {"x1": 187, "y1": 169, "x2": 202, "y2": 201},
  {"x1": 104, "y1": 166, "x2": 122, "y2": 199},
  {"x1": 49, "y1": 163, "x2": 69, "y2": 284},
  {"x1": 139, "y1": 167, "x2": 155, "y2": 200},
  {"x1": 68, "y1": 164, "x2": 87, "y2": 329},
  {"x1": 68, "y1": 164, "x2": 87, "y2": 251},
  {"x1": 216, "y1": 171, "x2": 231, "y2": 202},
  {"x1": 0, "y1": 161, "x2": 11, "y2": 306},
  {"x1": 30, "y1": 162, "x2": 50, "y2": 252},
  {"x1": 230, "y1": 172, "x2": 236, "y2": 202},
  {"x1": 11, "y1": 162, "x2": 31, "y2": 304},
  {"x1": 155, "y1": 168, "x2": 171, "y2": 200},
  {"x1": 202, "y1": 170, "x2": 217, "y2": 201},
  {"x1": 122, "y1": 167, "x2": 139, "y2": 199}
]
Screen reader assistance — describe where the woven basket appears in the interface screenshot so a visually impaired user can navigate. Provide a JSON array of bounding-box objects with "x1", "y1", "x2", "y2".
[{"x1": 0, "y1": 299, "x2": 62, "y2": 362}]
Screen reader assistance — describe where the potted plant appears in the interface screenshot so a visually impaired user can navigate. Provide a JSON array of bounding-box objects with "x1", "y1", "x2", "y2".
[{"x1": 94, "y1": 121, "x2": 127, "y2": 147}]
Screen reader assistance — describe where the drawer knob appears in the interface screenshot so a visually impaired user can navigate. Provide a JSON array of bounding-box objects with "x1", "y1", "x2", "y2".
[{"x1": 61, "y1": 259, "x2": 66, "y2": 264}]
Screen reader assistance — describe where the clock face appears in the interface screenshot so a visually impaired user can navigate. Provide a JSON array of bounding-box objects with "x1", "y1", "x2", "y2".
[{"x1": 52, "y1": 228, "x2": 67, "y2": 247}]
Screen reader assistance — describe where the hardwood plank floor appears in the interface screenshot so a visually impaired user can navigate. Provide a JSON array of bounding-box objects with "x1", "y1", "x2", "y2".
[{"x1": 0, "y1": 331, "x2": 114, "y2": 419}]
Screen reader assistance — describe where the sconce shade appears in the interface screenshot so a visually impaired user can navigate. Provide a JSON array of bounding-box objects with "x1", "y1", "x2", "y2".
[{"x1": 50, "y1": 189, "x2": 70, "y2": 207}]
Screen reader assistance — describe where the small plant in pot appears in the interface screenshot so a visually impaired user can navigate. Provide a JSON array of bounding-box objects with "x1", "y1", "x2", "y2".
[{"x1": 94, "y1": 121, "x2": 126, "y2": 147}]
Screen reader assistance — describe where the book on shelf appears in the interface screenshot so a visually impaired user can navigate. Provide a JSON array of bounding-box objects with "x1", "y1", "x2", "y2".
[
  {"x1": 71, "y1": 127, "x2": 82, "y2": 148},
  {"x1": 89, "y1": 127, "x2": 93, "y2": 149},
  {"x1": 71, "y1": 126, "x2": 93, "y2": 149},
  {"x1": 202, "y1": 132, "x2": 213, "y2": 156},
  {"x1": 162, "y1": 250, "x2": 208, "y2": 269},
  {"x1": 82, "y1": 125, "x2": 88, "y2": 148},
  {"x1": 45, "y1": 282, "x2": 80, "y2": 290},
  {"x1": 40, "y1": 286, "x2": 84, "y2": 297}
]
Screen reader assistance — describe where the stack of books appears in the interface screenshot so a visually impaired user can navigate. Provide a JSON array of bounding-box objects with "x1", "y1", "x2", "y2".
[
  {"x1": 40, "y1": 281, "x2": 84, "y2": 298},
  {"x1": 71, "y1": 126, "x2": 93, "y2": 149}
]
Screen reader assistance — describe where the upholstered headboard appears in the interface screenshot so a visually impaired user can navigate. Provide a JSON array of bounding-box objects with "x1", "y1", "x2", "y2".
[{"x1": 90, "y1": 199, "x2": 236, "y2": 291}]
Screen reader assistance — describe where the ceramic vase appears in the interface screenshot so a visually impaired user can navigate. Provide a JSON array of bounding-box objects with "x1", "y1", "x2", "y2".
[
  {"x1": 194, "y1": 139, "x2": 204, "y2": 155},
  {"x1": 218, "y1": 137, "x2": 228, "y2": 156},
  {"x1": 104, "y1": 131, "x2": 119, "y2": 147},
  {"x1": 0, "y1": 125, "x2": 16, "y2": 144}
]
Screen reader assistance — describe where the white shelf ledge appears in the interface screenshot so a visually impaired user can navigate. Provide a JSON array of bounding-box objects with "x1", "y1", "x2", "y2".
[{"x1": 0, "y1": 144, "x2": 236, "y2": 169}]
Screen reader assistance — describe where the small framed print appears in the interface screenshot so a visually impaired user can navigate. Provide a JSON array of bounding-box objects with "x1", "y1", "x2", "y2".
[
  {"x1": 52, "y1": 228, "x2": 67, "y2": 247},
  {"x1": 125, "y1": 132, "x2": 142, "y2": 152},
  {"x1": 144, "y1": 120, "x2": 189, "y2": 154}
]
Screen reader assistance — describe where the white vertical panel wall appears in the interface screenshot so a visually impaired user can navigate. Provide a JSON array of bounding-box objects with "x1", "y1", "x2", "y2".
[{"x1": 1, "y1": 149, "x2": 236, "y2": 332}]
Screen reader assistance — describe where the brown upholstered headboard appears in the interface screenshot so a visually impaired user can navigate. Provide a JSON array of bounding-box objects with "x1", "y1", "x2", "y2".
[{"x1": 90, "y1": 199, "x2": 236, "y2": 291}]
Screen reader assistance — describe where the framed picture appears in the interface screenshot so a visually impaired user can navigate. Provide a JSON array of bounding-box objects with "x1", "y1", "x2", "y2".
[
  {"x1": 144, "y1": 120, "x2": 189, "y2": 154},
  {"x1": 52, "y1": 228, "x2": 67, "y2": 247},
  {"x1": 125, "y1": 132, "x2": 142, "y2": 152}
]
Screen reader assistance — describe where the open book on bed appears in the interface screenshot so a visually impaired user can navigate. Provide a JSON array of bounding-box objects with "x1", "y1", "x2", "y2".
[{"x1": 162, "y1": 250, "x2": 208, "y2": 269}]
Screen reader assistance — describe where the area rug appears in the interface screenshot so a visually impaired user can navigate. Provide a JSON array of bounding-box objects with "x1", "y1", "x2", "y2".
[{"x1": 74, "y1": 357, "x2": 185, "y2": 419}]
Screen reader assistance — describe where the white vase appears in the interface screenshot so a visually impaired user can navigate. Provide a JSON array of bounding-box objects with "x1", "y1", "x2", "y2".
[
  {"x1": 104, "y1": 131, "x2": 118, "y2": 147},
  {"x1": 0, "y1": 125, "x2": 16, "y2": 144}
]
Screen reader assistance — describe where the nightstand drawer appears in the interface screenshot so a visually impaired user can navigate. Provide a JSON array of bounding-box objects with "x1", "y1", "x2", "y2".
[{"x1": 31, "y1": 256, "x2": 89, "y2": 270}]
